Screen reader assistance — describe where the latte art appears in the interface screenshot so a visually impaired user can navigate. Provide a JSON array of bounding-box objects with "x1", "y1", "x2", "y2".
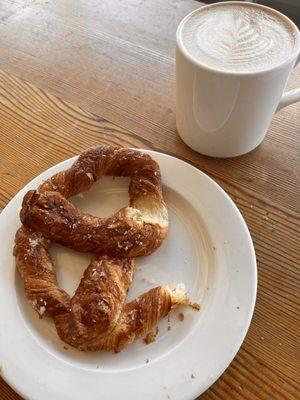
[{"x1": 181, "y1": 4, "x2": 297, "y2": 72}]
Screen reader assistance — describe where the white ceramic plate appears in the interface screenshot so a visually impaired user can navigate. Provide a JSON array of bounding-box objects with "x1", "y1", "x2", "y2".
[{"x1": 0, "y1": 150, "x2": 256, "y2": 400}]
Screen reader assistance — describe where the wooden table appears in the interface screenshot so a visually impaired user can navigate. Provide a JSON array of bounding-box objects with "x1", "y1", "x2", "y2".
[{"x1": 0, "y1": 1, "x2": 299, "y2": 399}]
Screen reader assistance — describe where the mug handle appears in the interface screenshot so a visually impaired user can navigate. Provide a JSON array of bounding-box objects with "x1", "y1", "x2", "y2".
[{"x1": 277, "y1": 55, "x2": 300, "y2": 112}]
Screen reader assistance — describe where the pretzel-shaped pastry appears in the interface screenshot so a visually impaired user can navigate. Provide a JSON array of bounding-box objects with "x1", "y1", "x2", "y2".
[{"x1": 14, "y1": 146, "x2": 187, "y2": 352}]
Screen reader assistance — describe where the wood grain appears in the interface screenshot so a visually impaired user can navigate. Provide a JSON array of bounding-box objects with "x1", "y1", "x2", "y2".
[
  {"x1": 0, "y1": 1, "x2": 299, "y2": 399},
  {"x1": 0, "y1": 0, "x2": 299, "y2": 213}
]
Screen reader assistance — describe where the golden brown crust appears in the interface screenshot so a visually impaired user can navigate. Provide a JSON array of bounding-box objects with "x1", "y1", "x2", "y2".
[
  {"x1": 14, "y1": 226, "x2": 70, "y2": 316},
  {"x1": 14, "y1": 226, "x2": 186, "y2": 351},
  {"x1": 39, "y1": 146, "x2": 163, "y2": 199},
  {"x1": 14, "y1": 226, "x2": 136, "y2": 341},
  {"x1": 20, "y1": 189, "x2": 166, "y2": 257},
  {"x1": 69, "y1": 256, "x2": 135, "y2": 340},
  {"x1": 55, "y1": 285, "x2": 185, "y2": 352},
  {"x1": 14, "y1": 146, "x2": 188, "y2": 352},
  {"x1": 20, "y1": 145, "x2": 168, "y2": 257}
]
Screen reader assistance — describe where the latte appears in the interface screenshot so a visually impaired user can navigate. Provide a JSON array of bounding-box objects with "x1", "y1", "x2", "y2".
[{"x1": 180, "y1": 3, "x2": 297, "y2": 72}]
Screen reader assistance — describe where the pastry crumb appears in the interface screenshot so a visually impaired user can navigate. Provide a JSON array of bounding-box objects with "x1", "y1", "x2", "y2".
[
  {"x1": 167, "y1": 314, "x2": 172, "y2": 331},
  {"x1": 86, "y1": 172, "x2": 94, "y2": 181},
  {"x1": 191, "y1": 302, "x2": 200, "y2": 311},
  {"x1": 191, "y1": 373, "x2": 196, "y2": 379},
  {"x1": 178, "y1": 312, "x2": 184, "y2": 321},
  {"x1": 212, "y1": 246, "x2": 217, "y2": 251},
  {"x1": 63, "y1": 345, "x2": 69, "y2": 350},
  {"x1": 236, "y1": 306, "x2": 240, "y2": 309},
  {"x1": 145, "y1": 358, "x2": 150, "y2": 364},
  {"x1": 143, "y1": 328, "x2": 158, "y2": 345}
]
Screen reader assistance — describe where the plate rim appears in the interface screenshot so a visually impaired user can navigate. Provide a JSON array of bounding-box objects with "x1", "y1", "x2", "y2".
[{"x1": 0, "y1": 149, "x2": 257, "y2": 400}]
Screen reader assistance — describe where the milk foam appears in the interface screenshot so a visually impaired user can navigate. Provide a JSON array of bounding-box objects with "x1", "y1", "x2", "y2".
[{"x1": 181, "y1": 3, "x2": 297, "y2": 72}]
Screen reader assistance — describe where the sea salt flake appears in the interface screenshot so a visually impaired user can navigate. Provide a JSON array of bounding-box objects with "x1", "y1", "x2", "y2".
[
  {"x1": 29, "y1": 238, "x2": 39, "y2": 246},
  {"x1": 38, "y1": 306, "x2": 46, "y2": 316}
]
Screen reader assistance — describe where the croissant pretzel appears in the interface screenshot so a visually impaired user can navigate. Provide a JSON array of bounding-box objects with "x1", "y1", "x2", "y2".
[{"x1": 14, "y1": 146, "x2": 188, "y2": 352}]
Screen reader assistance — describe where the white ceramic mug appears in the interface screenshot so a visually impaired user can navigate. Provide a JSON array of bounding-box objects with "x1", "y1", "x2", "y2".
[{"x1": 176, "y1": 2, "x2": 300, "y2": 158}]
